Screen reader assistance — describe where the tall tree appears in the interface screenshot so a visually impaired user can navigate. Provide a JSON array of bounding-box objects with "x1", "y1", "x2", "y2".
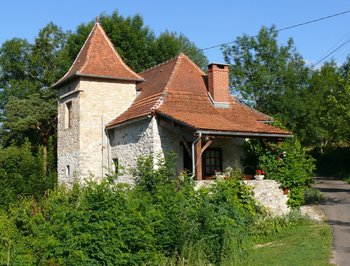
[
  {"x1": 64, "y1": 10, "x2": 208, "y2": 72},
  {"x1": 309, "y1": 62, "x2": 350, "y2": 149},
  {"x1": 222, "y1": 25, "x2": 309, "y2": 113},
  {"x1": 222, "y1": 26, "x2": 314, "y2": 144},
  {"x1": 0, "y1": 23, "x2": 68, "y2": 160}
]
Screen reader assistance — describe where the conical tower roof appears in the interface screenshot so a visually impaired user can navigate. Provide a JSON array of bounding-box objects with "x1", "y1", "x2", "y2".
[{"x1": 53, "y1": 18, "x2": 143, "y2": 88}]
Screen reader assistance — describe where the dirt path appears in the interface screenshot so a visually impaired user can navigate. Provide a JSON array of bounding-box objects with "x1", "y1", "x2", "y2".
[{"x1": 315, "y1": 177, "x2": 350, "y2": 266}]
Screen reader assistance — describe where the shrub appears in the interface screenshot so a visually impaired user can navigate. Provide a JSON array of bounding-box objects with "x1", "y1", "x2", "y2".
[
  {"x1": 0, "y1": 154, "x2": 264, "y2": 265},
  {"x1": 245, "y1": 138, "x2": 315, "y2": 208},
  {"x1": 0, "y1": 139, "x2": 56, "y2": 209},
  {"x1": 304, "y1": 187, "x2": 324, "y2": 204}
]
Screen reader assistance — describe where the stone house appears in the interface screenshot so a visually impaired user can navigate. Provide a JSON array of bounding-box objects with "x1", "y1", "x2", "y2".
[{"x1": 53, "y1": 20, "x2": 291, "y2": 185}]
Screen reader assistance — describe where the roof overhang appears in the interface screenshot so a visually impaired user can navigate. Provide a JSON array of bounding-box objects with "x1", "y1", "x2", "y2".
[
  {"x1": 196, "y1": 129, "x2": 293, "y2": 139},
  {"x1": 51, "y1": 72, "x2": 144, "y2": 89},
  {"x1": 156, "y1": 112, "x2": 292, "y2": 139},
  {"x1": 105, "y1": 115, "x2": 150, "y2": 130}
]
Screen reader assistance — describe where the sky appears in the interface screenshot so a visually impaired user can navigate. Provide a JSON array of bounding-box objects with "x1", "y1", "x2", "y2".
[{"x1": 1, "y1": 1, "x2": 350, "y2": 67}]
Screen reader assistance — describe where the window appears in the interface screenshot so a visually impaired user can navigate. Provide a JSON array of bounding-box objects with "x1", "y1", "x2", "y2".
[
  {"x1": 112, "y1": 158, "x2": 119, "y2": 174},
  {"x1": 202, "y1": 148, "x2": 222, "y2": 176},
  {"x1": 66, "y1": 165, "x2": 70, "y2": 176},
  {"x1": 64, "y1": 101, "x2": 72, "y2": 129}
]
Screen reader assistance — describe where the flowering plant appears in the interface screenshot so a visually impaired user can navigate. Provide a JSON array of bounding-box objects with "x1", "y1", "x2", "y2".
[{"x1": 255, "y1": 169, "x2": 265, "y2": 175}]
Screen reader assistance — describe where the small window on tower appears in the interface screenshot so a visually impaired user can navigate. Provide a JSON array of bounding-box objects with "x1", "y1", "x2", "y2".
[
  {"x1": 64, "y1": 101, "x2": 72, "y2": 129},
  {"x1": 112, "y1": 158, "x2": 119, "y2": 174},
  {"x1": 66, "y1": 165, "x2": 70, "y2": 176}
]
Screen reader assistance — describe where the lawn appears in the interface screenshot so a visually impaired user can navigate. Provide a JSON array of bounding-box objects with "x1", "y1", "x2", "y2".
[{"x1": 240, "y1": 222, "x2": 333, "y2": 266}]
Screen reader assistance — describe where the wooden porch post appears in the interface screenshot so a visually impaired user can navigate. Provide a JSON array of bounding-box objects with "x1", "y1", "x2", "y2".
[{"x1": 195, "y1": 137, "x2": 202, "y2": 180}]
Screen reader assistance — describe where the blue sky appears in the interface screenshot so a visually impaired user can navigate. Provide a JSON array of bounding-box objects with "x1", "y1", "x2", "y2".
[{"x1": 1, "y1": 1, "x2": 350, "y2": 66}]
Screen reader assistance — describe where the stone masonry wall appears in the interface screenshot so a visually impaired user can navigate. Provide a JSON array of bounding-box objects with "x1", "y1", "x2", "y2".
[
  {"x1": 79, "y1": 79, "x2": 137, "y2": 180},
  {"x1": 110, "y1": 118, "x2": 154, "y2": 183},
  {"x1": 57, "y1": 80, "x2": 81, "y2": 186},
  {"x1": 154, "y1": 119, "x2": 184, "y2": 172},
  {"x1": 245, "y1": 180, "x2": 289, "y2": 216},
  {"x1": 57, "y1": 77, "x2": 137, "y2": 184}
]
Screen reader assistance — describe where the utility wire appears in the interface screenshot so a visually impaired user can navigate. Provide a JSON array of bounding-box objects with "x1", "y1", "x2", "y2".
[
  {"x1": 311, "y1": 37, "x2": 350, "y2": 68},
  {"x1": 200, "y1": 9, "x2": 350, "y2": 51}
]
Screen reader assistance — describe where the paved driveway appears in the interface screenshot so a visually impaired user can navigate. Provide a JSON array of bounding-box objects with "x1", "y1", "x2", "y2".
[{"x1": 315, "y1": 177, "x2": 350, "y2": 266}]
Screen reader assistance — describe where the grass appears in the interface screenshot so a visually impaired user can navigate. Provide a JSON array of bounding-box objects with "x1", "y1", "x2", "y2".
[{"x1": 240, "y1": 221, "x2": 333, "y2": 266}]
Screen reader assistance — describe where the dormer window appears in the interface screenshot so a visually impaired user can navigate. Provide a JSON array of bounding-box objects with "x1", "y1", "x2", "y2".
[{"x1": 64, "y1": 101, "x2": 72, "y2": 129}]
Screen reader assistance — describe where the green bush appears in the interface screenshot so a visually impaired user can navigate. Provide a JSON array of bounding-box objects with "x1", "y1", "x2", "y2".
[
  {"x1": 0, "y1": 154, "x2": 265, "y2": 265},
  {"x1": 245, "y1": 138, "x2": 315, "y2": 208},
  {"x1": 0, "y1": 139, "x2": 56, "y2": 209},
  {"x1": 304, "y1": 187, "x2": 324, "y2": 204}
]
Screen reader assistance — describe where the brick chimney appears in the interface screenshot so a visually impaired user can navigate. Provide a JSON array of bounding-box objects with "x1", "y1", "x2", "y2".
[{"x1": 207, "y1": 63, "x2": 230, "y2": 108}]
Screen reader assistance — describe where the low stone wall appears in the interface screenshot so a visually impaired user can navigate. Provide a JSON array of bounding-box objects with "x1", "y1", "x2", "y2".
[
  {"x1": 194, "y1": 179, "x2": 290, "y2": 217},
  {"x1": 245, "y1": 180, "x2": 289, "y2": 216}
]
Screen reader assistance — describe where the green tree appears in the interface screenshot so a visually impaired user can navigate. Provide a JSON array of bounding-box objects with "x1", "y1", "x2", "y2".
[
  {"x1": 64, "y1": 10, "x2": 208, "y2": 72},
  {"x1": 306, "y1": 62, "x2": 350, "y2": 150},
  {"x1": 0, "y1": 23, "x2": 68, "y2": 156},
  {"x1": 223, "y1": 25, "x2": 309, "y2": 111}
]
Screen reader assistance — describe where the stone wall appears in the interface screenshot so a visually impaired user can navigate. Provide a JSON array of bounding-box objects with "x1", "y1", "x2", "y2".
[
  {"x1": 57, "y1": 80, "x2": 81, "y2": 185},
  {"x1": 79, "y1": 78, "x2": 137, "y2": 179},
  {"x1": 57, "y1": 77, "x2": 137, "y2": 184},
  {"x1": 245, "y1": 180, "x2": 289, "y2": 216},
  {"x1": 154, "y1": 119, "x2": 184, "y2": 171},
  {"x1": 110, "y1": 118, "x2": 154, "y2": 183},
  {"x1": 195, "y1": 179, "x2": 290, "y2": 217}
]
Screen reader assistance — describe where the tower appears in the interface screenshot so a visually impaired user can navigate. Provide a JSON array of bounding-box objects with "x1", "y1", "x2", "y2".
[{"x1": 52, "y1": 19, "x2": 143, "y2": 185}]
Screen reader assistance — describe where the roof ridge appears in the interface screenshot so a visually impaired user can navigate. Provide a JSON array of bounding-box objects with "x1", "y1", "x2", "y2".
[
  {"x1": 96, "y1": 23, "x2": 143, "y2": 81},
  {"x1": 52, "y1": 22, "x2": 97, "y2": 87},
  {"x1": 178, "y1": 53, "x2": 207, "y2": 76},
  {"x1": 151, "y1": 55, "x2": 182, "y2": 111},
  {"x1": 139, "y1": 54, "x2": 180, "y2": 74}
]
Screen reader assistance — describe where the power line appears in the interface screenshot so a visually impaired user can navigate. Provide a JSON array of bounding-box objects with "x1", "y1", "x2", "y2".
[
  {"x1": 311, "y1": 37, "x2": 350, "y2": 68},
  {"x1": 200, "y1": 9, "x2": 350, "y2": 51}
]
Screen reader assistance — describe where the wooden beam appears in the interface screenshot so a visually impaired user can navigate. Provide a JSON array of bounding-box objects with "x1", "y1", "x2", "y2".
[
  {"x1": 195, "y1": 138, "x2": 202, "y2": 180},
  {"x1": 200, "y1": 140, "x2": 212, "y2": 155}
]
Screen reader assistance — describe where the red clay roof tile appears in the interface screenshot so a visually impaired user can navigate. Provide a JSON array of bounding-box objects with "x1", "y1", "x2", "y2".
[
  {"x1": 107, "y1": 53, "x2": 291, "y2": 137},
  {"x1": 53, "y1": 21, "x2": 143, "y2": 88}
]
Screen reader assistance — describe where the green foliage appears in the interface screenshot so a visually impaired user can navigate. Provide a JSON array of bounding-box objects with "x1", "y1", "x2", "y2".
[
  {"x1": 0, "y1": 139, "x2": 56, "y2": 209},
  {"x1": 223, "y1": 25, "x2": 309, "y2": 111},
  {"x1": 64, "y1": 10, "x2": 208, "y2": 73},
  {"x1": 223, "y1": 26, "x2": 350, "y2": 151},
  {"x1": 245, "y1": 138, "x2": 315, "y2": 208},
  {"x1": 0, "y1": 154, "x2": 264, "y2": 265}
]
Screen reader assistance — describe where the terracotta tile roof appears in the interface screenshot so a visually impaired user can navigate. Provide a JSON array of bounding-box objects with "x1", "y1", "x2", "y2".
[
  {"x1": 106, "y1": 53, "x2": 291, "y2": 137},
  {"x1": 52, "y1": 21, "x2": 143, "y2": 88}
]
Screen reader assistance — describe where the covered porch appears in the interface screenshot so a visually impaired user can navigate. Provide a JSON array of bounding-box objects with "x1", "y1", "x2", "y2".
[{"x1": 157, "y1": 114, "x2": 289, "y2": 180}]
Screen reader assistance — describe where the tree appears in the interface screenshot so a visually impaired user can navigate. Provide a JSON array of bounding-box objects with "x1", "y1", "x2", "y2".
[
  {"x1": 0, "y1": 23, "x2": 68, "y2": 170},
  {"x1": 64, "y1": 10, "x2": 208, "y2": 72},
  {"x1": 222, "y1": 25, "x2": 309, "y2": 114},
  {"x1": 152, "y1": 31, "x2": 208, "y2": 70}
]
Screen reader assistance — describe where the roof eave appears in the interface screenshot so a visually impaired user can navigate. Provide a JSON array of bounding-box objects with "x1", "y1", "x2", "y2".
[
  {"x1": 77, "y1": 73, "x2": 144, "y2": 83},
  {"x1": 51, "y1": 72, "x2": 144, "y2": 89},
  {"x1": 196, "y1": 129, "x2": 293, "y2": 138},
  {"x1": 105, "y1": 115, "x2": 150, "y2": 130},
  {"x1": 51, "y1": 74, "x2": 79, "y2": 89}
]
